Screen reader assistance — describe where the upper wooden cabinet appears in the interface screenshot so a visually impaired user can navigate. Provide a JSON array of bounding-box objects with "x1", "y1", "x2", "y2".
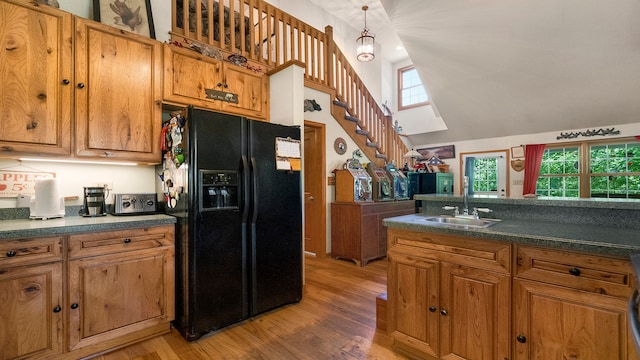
[
  {"x1": 163, "y1": 44, "x2": 269, "y2": 120},
  {"x1": 75, "y1": 18, "x2": 162, "y2": 164},
  {"x1": 0, "y1": 0, "x2": 72, "y2": 156}
]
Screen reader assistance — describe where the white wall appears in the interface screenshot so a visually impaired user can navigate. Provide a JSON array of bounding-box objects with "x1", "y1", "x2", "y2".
[
  {"x1": 0, "y1": 159, "x2": 156, "y2": 209},
  {"x1": 414, "y1": 122, "x2": 640, "y2": 198}
]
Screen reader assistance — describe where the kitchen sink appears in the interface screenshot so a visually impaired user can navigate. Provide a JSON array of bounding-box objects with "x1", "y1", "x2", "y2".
[{"x1": 421, "y1": 215, "x2": 500, "y2": 228}]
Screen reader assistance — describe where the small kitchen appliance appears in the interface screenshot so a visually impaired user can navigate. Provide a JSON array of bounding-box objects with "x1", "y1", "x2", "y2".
[
  {"x1": 385, "y1": 163, "x2": 409, "y2": 200},
  {"x1": 113, "y1": 193, "x2": 157, "y2": 215},
  {"x1": 365, "y1": 162, "x2": 393, "y2": 201},
  {"x1": 335, "y1": 158, "x2": 372, "y2": 202},
  {"x1": 81, "y1": 186, "x2": 108, "y2": 217}
]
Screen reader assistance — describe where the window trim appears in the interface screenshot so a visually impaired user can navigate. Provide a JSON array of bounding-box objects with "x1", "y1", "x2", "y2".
[{"x1": 397, "y1": 65, "x2": 429, "y2": 110}]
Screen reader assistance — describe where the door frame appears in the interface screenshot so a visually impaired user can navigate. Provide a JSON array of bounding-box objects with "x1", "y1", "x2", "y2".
[{"x1": 303, "y1": 120, "x2": 327, "y2": 257}]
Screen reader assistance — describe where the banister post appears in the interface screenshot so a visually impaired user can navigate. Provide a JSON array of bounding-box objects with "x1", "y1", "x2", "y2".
[
  {"x1": 324, "y1": 25, "x2": 335, "y2": 91},
  {"x1": 385, "y1": 114, "x2": 396, "y2": 165}
]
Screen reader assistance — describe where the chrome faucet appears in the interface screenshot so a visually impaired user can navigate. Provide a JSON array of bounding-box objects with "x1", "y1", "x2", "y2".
[{"x1": 462, "y1": 176, "x2": 470, "y2": 216}]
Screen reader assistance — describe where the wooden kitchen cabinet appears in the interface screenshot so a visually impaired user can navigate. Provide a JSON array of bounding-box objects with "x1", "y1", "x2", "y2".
[
  {"x1": 67, "y1": 226, "x2": 175, "y2": 355},
  {"x1": 74, "y1": 17, "x2": 162, "y2": 164},
  {"x1": 0, "y1": 0, "x2": 72, "y2": 157},
  {"x1": 513, "y1": 245, "x2": 637, "y2": 360},
  {"x1": 0, "y1": 236, "x2": 64, "y2": 360},
  {"x1": 331, "y1": 201, "x2": 415, "y2": 266},
  {"x1": 387, "y1": 228, "x2": 511, "y2": 360},
  {"x1": 163, "y1": 44, "x2": 269, "y2": 120}
]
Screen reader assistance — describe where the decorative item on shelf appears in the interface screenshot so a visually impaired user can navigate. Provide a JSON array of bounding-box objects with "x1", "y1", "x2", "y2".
[
  {"x1": 393, "y1": 120, "x2": 403, "y2": 134},
  {"x1": 36, "y1": 0, "x2": 59, "y2": 8},
  {"x1": 304, "y1": 99, "x2": 322, "y2": 112},
  {"x1": 556, "y1": 127, "x2": 620, "y2": 140},
  {"x1": 227, "y1": 53, "x2": 248, "y2": 67},
  {"x1": 356, "y1": 5, "x2": 375, "y2": 62},
  {"x1": 334, "y1": 137, "x2": 347, "y2": 155},
  {"x1": 403, "y1": 149, "x2": 422, "y2": 167},
  {"x1": 94, "y1": 0, "x2": 156, "y2": 39},
  {"x1": 426, "y1": 155, "x2": 448, "y2": 173},
  {"x1": 352, "y1": 149, "x2": 363, "y2": 159},
  {"x1": 189, "y1": 40, "x2": 223, "y2": 59}
]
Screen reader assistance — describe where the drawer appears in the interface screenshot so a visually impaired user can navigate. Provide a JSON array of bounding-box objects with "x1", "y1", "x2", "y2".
[
  {"x1": 515, "y1": 245, "x2": 633, "y2": 298},
  {"x1": 69, "y1": 225, "x2": 174, "y2": 259},
  {"x1": 387, "y1": 228, "x2": 511, "y2": 273},
  {"x1": 0, "y1": 236, "x2": 63, "y2": 267}
]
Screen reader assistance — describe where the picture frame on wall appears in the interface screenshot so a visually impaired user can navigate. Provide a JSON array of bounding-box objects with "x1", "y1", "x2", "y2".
[
  {"x1": 511, "y1": 145, "x2": 525, "y2": 158},
  {"x1": 94, "y1": 0, "x2": 156, "y2": 39},
  {"x1": 416, "y1": 145, "x2": 456, "y2": 160}
]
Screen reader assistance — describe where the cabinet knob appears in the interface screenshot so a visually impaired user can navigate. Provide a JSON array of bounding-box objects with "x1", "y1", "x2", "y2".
[
  {"x1": 124, "y1": 238, "x2": 132, "y2": 243},
  {"x1": 70, "y1": 303, "x2": 79, "y2": 310},
  {"x1": 568, "y1": 267, "x2": 581, "y2": 276},
  {"x1": 440, "y1": 309, "x2": 448, "y2": 316},
  {"x1": 53, "y1": 305, "x2": 62, "y2": 313},
  {"x1": 217, "y1": 82, "x2": 223, "y2": 87},
  {"x1": 428, "y1": 306, "x2": 436, "y2": 312},
  {"x1": 6, "y1": 250, "x2": 17, "y2": 257},
  {"x1": 516, "y1": 335, "x2": 527, "y2": 343},
  {"x1": 77, "y1": 83, "x2": 85, "y2": 89},
  {"x1": 223, "y1": 84, "x2": 228, "y2": 88},
  {"x1": 62, "y1": 79, "x2": 70, "y2": 85}
]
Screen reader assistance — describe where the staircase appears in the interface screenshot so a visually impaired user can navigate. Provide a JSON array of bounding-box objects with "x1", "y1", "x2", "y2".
[{"x1": 170, "y1": 0, "x2": 408, "y2": 166}]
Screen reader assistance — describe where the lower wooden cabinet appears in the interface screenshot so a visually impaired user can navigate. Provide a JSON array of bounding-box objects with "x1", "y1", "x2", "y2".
[
  {"x1": 331, "y1": 201, "x2": 415, "y2": 266},
  {"x1": 387, "y1": 228, "x2": 511, "y2": 360},
  {"x1": 386, "y1": 228, "x2": 638, "y2": 360},
  {"x1": 0, "y1": 225, "x2": 175, "y2": 360},
  {"x1": 0, "y1": 262, "x2": 63, "y2": 360}
]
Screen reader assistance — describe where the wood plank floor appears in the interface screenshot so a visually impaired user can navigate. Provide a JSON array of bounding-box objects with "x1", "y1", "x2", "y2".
[{"x1": 98, "y1": 255, "x2": 408, "y2": 360}]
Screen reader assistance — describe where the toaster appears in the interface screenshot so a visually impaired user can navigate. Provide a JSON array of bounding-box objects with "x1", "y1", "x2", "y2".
[{"x1": 113, "y1": 193, "x2": 157, "y2": 215}]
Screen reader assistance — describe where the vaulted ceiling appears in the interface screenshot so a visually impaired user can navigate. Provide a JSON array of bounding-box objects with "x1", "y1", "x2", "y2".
[{"x1": 307, "y1": 0, "x2": 640, "y2": 145}]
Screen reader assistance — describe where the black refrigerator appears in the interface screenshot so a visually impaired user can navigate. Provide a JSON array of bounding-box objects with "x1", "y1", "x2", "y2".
[{"x1": 164, "y1": 107, "x2": 302, "y2": 341}]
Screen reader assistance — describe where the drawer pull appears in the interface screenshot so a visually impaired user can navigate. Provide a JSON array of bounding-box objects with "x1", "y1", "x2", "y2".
[
  {"x1": 70, "y1": 303, "x2": 79, "y2": 310},
  {"x1": 516, "y1": 335, "x2": 527, "y2": 343},
  {"x1": 123, "y1": 238, "x2": 132, "y2": 244},
  {"x1": 429, "y1": 306, "x2": 436, "y2": 312},
  {"x1": 568, "y1": 267, "x2": 581, "y2": 276},
  {"x1": 6, "y1": 250, "x2": 17, "y2": 257},
  {"x1": 440, "y1": 309, "x2": 448, "y2": 316},
  {"x1": 53, "y1": 306, "x2": 61, "y2": 313}
]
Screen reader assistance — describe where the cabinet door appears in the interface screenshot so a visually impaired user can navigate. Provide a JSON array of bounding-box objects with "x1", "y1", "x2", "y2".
[
  {"x1": 0, "y1": 0, "x2": 72, "y2": 156},
  {"x1": 388, "y1": 252, "x2": 440, "y2": 359},
  {"x1": 67, "y1": 247, "x2": 174, "y2": 351},
  {"x1": 439, "y1": 262, "x2": 511, "y2": 360},
  {"x1": 0, "y1": 262, "x2": 63, "y2": 360},
  {"x1": 74, "y1": 18, "x2": 162, "y2": 164},
  {"x1": 162, "y1": 44, "x2": 223, "y2": 109},
  {"x1": 221, "y1": 64, "x2": 268, "y2": 120},
  {"x1": 514, "y1": 279, "x2": 637, "y2": 360}
]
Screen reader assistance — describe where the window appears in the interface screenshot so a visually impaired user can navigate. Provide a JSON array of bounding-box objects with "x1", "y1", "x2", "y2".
[
  {"x1": 473, "y1": 158, "x2": 498, "y2": 192},
  {"x1": 460, "y1": 150, "x2": 508, "y2": 197},
  {"x1": 398, "y1": 66, "x2": 428, "y2": 110},
  {"x1": 535, "y1": 138, "x2": 640, "y2": 199}
]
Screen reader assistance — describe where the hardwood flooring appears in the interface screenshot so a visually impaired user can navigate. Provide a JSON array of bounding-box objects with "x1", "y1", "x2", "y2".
[{"x1": 98, "y1": 255, "x2": 408, "y2": 360}]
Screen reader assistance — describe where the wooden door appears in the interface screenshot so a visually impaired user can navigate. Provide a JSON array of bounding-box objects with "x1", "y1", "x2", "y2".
[
  {"x1": 387, "y1": 252, "x2": 440, "y2": 359},
  {"x1": 0, "y1": 0, "x2": 72, "y2": 156},
  {"x1": 74, "y1": 18, "x2": 162, "y2": 163},
  {"x1": 514, "y1": 279, "x2": 636, "y2": 360},
  {"x1": 439, "y1": 262, "x2": 511, "y2": 360},
  {"x1": 0, "y1": 262, "x2": 63, "y2": 359},
  {"x1": 303, "y1": 122, "x2": 326, "y2": 256},
  {"x1": 67, "y1": 247, "x2": 174, "y2": 351}
]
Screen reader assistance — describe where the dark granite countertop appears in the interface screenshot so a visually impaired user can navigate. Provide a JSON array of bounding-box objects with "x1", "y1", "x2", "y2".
[
  {"x1": 0, "y1": 214, "x2": 177, "y2": 240},
  {"x1": 383, "y1": 214, "x2": 640, "y2": 257}
]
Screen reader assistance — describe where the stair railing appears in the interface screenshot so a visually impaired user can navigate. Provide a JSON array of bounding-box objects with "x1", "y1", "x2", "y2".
[{"x1": 170, "y1": 0, "x2": 408, "y2": 166}]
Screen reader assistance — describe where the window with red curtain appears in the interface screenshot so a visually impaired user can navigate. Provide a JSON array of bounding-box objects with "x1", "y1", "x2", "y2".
[{"x1": 523, "y1": 144, "x2": 546, "y2": 196}]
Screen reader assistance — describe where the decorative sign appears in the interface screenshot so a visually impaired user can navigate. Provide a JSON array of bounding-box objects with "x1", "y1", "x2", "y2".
[
  {"x1": 205, "y1": 89, "x2": 239, "y2": 103},
  {"x1": 556, "y1": 127, "x2": 620, "y2": 140},
  {"x1": 0, "y1": 170, "x2": 56, "y2": 198}
]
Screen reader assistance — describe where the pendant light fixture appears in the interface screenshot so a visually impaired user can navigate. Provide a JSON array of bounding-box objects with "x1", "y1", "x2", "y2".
[{"x1": 356, "y1": 5, "x2": 375, "y2": 62}]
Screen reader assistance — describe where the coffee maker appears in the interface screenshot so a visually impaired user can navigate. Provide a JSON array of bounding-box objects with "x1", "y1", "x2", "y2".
[{"x1": 82, "y1": 186, "x2": 108, "y2": 217}]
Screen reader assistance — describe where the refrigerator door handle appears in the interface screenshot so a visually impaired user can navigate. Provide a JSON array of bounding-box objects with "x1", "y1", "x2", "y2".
[
  {"x1": 242, "y1": 155, "x2": 250, "y2": 222},
  {"x1": 250, "y1": 156, "x2": 259, "y2": 224}
]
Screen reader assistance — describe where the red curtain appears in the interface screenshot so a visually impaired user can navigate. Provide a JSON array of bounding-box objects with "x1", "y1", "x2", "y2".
[{"x1": 523, "y1": 144, "x2": 546, "y2": 196}]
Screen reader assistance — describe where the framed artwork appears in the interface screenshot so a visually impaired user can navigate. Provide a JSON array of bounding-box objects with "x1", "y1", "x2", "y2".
[
  {"x1": 511, "y1": 145, "x2": 525, "y2": 158},
  {"x1": 94, "y1": 0, "x2": 156, "y2": 39},
  {"x1": 416, "y1": 145, "x2": 456, "y2": 160}
]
